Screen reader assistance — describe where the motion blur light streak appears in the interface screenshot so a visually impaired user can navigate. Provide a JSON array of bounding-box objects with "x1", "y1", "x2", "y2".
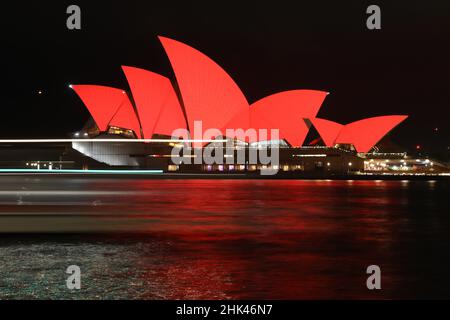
[
  {"x1": 1, "y1": 179, "x2": 449, "y2": 299},
  {"x1": 0, "y1": 169, "x2": 163, "y2": 174},
  {"x1": 0, "y1": 139, "x2": 227, "y2": 143},
  {"x1": 1, "y1": 1, "x2": 449, "y2": 303}
]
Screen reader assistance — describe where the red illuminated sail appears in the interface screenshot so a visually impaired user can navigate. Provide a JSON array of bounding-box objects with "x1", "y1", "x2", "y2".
[
  {"x1": 310, "y1": 115, "x2": 408, "y2": 152},
  {"x1": 109, "y1": 97, "x2": 142, "y2": 138},
  {"x1": 122, "y1": 66, "x2": 186, "y2": 138},
  {"x1": 159, "y1": 36, "x2": 249, "y2": 136},
  {"x1": 71, "y1": 85, "x2": 131, "y2": 132},
  {"x1": 159, "y1": 36, "x2": 328, "y2": 145},
  {"x1": 72, "y1": 37, "x2": 407, "y2": 150},
  {"x1": 250, "y1": 90, "x2": 328, "y2": 146},
  {"x1": 308, "y1": 118, "x2": 343, "y2": 147},
  {"x1": 336, "y1": 115, "x2": 408, "y2": 152}
]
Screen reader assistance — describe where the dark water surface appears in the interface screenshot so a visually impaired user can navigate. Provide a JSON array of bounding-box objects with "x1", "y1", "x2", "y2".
[{"x1": 0, "y1": 177, "x2": 449, "y2": 299}]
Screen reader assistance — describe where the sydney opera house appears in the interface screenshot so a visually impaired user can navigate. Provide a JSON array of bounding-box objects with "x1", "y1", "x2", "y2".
[
  {"x1": 3, "y1": 36, "x2": 445, "y2": 176},
  {"x1": 64, "y1": 36, "x2": 413, "y2": 174}
]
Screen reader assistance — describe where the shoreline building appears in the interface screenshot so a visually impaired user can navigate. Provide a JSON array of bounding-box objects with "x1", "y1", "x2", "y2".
[
  {"x1": 4, "y1": 36, "x2": 445, "y2": 176},
  {"x1": 68, "y1": 36, "x2": 409, "y2": 174}
]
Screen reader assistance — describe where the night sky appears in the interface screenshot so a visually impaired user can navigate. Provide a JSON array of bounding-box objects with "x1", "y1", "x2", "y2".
[{"x1": 1, "y1": 1, "x2": 449, "y2": 156}]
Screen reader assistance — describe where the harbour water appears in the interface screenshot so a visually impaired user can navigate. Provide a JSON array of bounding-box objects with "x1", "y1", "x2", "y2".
[{"x1": 0, "y1": 177, "x2": 449, "y2": 299}]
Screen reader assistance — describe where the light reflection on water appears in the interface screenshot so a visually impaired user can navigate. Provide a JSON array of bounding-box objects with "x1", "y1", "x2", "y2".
[{"x1": 0, "y1": 177, "x2": 449, "y2": 299}]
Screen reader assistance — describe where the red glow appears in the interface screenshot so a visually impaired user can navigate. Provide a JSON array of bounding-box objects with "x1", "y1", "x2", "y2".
[
  {"x1": 71, "y1": 37, "x2": 408, "y2": 149},
  {"x1": 109, "y1": 96, "x2": 142, "y2": 138},
  {"x1": 122, "y1": 66, "x2": 186, "y2": 138},
  {"x1": 336, "y1": 115, "x2": 408, "y2": 152},
  {"x1": 309, "y1": 118, "x2": 343, "y2": 147},
  {"x1": 311, "y1": 115, "x2": 408, "y2": 152},
  {"x1": 153, "y1": 86, "x2": 187, "y2": 137},
  {"x1": 159, "y1": 36, "x2": 328, "y2": 145},
  {"x1": 71, "y1": 85, "x2": 131, "y2": 132},
  {"x1": 159, "y1": 36, "x2": 249, "y2": 136},
  {"x1": 250, "y1": 90, "x2": 328, "y2": 146}
]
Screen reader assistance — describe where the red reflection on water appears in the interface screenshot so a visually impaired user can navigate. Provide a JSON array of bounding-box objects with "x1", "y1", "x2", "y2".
[
  {"x1": 1, "y1": 177, "x2": 449, "y2": 299},
  {"x1": 96, "y1": 179, "x2": 445, "y2": 299}
]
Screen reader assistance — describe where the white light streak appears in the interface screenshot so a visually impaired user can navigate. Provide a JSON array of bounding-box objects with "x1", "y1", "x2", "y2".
[
  {"x1": 0, "y1": 169, "x2": 163, "y2": 174},
  {"x1": 0, "y1": 139, "x2": 227, "y2": 143}
]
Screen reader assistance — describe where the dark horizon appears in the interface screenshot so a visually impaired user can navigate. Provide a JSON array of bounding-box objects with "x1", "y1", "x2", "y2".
[{"x1": 2, "y1": 1, "x2": 449, "y2": 157}]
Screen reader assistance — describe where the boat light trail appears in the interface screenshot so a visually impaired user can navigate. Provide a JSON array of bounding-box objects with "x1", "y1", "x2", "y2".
[
  {"x1": 0, "y1": 139, "x2": 227, "y2": 143},
  {"x1": 0, "y1": 169, "x2": 163, "y2": 174}
]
